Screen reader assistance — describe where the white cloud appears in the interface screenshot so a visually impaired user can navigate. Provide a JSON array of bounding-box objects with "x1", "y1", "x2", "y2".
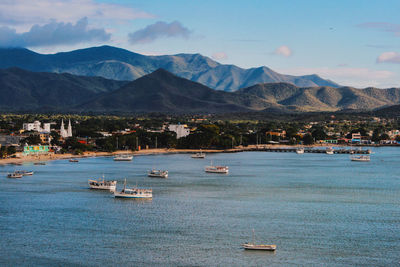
[
  {"x1": 279, "y1": 67, "x2": 397, "y2": 88},
  {"x1": 0, "y1": 0, "x2": 153, "y2": 30},
  {"x1": 0, "y1": 17, "x2": 110, "y2": 47},
  {"x1": 211, "y1": 52, "x2": 228, "y2": 60},
  {"x1": 128, "y1": 21, "x2": 191, "y2": 44},
  {"x1": 274, "y1": 45, "x2": 292, "y2": 57},
  {"x1": 377, "y1": 51, "x2": 400, "y2": 64}
]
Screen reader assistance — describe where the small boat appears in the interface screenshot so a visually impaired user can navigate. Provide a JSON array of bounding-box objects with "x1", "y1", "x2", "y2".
[
  {"x1": 148, "y1": 169, "x2": 168, "y2": 178},
  {"x1": 34, "y1": 162, "x2": 46, "y2": 165},
  {"x1": 69, "y1": 159, "x2": 79, "y2": 162},
  {"x1": 191, "y1": 150, "x2": 206, "y2": 158},
  {"x1": 351, "y1": 155, "x2": 370, "y2": 162},
  {"x1": 205, "y1": 162, "x2": 229, "y2": 174},
  {"x1": 7, "y1": 172, "x2": 23, "y2": 179},
  {"x1": 326, "y1": 147, "x2": 334, "y2": 155},
  {"x1": 15, "y1": 170, "x2": 34, "y2": 176},
  {"x1": 242, "y1": 229, "x2": 276, "y2": 251},
  {"x1": 113, "y1": 154, "x2": 133, "y2": 161},
  {"x1": 114, "y1": 179, "x2": 152, "y2": 198},
  {"x1": 88, "y1": 176, "x2": 117, "y2": 191},
  {"x1": 296, "y1": 148, "x2": 304, "y2": 154}
]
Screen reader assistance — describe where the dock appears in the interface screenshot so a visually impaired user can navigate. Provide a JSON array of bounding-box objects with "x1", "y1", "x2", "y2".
[{"x1": 224, "y1": 146, "x2": 371, "y2": 154}]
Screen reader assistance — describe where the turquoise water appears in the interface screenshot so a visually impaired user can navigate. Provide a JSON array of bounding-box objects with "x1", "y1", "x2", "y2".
[{"x1": 0, "y1": 148, "x2": 399, "y2": 266}]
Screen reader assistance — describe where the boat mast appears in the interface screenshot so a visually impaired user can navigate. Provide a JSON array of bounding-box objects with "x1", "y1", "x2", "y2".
[
  {"x1": 123, "y1": 178, "x2": 126, "y2": 191},
  {"x1": 252, "y1": 229, "x2": 255, "y2": 245}
]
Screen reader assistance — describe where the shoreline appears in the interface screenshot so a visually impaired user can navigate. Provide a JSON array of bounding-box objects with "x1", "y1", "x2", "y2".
[{"x1": 0, "y1": 144, "x2": 378, "y2": 165}]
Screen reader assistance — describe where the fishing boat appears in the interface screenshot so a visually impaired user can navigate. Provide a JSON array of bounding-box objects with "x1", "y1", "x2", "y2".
[
  {"x1": 113, "y1": 154, "x2": 133, "y2": 161},
  {"x1": 114, "y1": 179, "x2": 152, "y2": 198},
  {"x1": 242, "y1": 229, "x2": 276, "y2": 251},
  {"x1": 205, "y1": 162, "x2": 229, "y2": 174},
  {"x1": 296, "y1": 148, "x2": 304, "y2": 154},
  {"x1": 191, "y1": 150, "x2": 206, "y2": 158},
  {"x1": 69, "y1": 159, "x2": 79, "y2": 162},
  {"x1": 7, "y1": 172, "x2": 23, "y2": 179},
  {"x1": 15, "y1": 170, "x2": 34, "y2": 176},
  {"x1": 326, "y1": 147, "x2": 334, "y2": 155},
  {"x1": 350, "y1": 155, "x2": 370, "y2": 162},
  {"x1": 88, "y1": 176, "x2": 117, "y2": 191},
  {"x1": 148, "y1": 169, "x2": 168, "y2": 178}
]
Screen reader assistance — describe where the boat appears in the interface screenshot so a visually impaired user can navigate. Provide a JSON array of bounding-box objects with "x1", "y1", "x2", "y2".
[
  {"x1": 69, "y1": 159, "x2": 79, "y2": 162},
  {"x1": 351, "y1": 155, "x2": 370, "y2": 162},
  {"x1": 7, "y1": 172, "x2": 23, "y2": 178},
  {"x1": 205, "y1": 162, "x2": 229, "y2": 174},
  {"x1": 15, "y1": 170, "x2": 34, "y2": 176},
  {"x1": 148, "y1": 169, "x2": 168, "y2": 178},
  {"x1": 88, "y1": 176, "x2": 117, "y2": 191},
  {"x1": 296, "y1": 148, "x2": 304, "y2": 154},
  {"x1": 34, "y1": 162, "x2": 46, "y2": 165},
  {"x1": 113, "y1": 154, "x2": 133, "y2": 161},
  {"x1": 191, "y1": 150, "x2": 206, "y2": 158},
  {"x1": 242, "y1": 229, "x2": 276, "y2": 251},
  {"x1": 114, "y1": 179, "x2": 152, "y2": 198},
  {"x1": 326, "y1": 147, "x2": 334, "y2": 155}
]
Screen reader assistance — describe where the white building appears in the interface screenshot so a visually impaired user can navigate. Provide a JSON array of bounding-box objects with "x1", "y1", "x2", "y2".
[
  {"x1": 168, "y1": 124, "x2": 190, "y2": 139},
  {"x1": 60, "y1": 119, "x2": 73, "y2": 138},
  {"x1": 23, "y1": 121, "x2": 51, "y2": 133}
]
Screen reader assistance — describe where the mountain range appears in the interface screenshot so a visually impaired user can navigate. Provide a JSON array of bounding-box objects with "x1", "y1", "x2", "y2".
[
  {"x1": 0, "y1": 45, "x2": 339, "y2": 91},
  {"x1": 0, "y1": 67, "x2": 400, "y2": 113}
]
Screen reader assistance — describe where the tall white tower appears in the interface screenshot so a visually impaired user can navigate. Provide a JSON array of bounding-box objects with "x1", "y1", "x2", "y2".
[
  {"x1": 60, "y1": 119, "x2": 68, "y2": 138},
  {"x1": 67, "y1": 119, "x2": 73, "y2": 137}
]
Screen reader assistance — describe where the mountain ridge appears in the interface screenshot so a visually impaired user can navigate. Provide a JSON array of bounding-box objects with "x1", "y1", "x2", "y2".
[{"x1": 0, "y1": 45, "x2": 339, "y2": 91}]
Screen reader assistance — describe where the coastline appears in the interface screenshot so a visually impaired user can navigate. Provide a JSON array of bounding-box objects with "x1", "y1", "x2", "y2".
[{"x1": 0, "y1": 144, "x2": 374, "y2": 165}]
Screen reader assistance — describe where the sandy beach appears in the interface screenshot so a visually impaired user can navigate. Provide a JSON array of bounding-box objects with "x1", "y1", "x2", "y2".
[{"x1": 0, "y1": 143, "x2": 370, "y2": 165}]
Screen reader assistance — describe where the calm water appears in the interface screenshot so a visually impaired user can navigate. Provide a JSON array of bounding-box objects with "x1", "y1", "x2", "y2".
[{"x1": 0, "y1": 148, "x2": 399, "y2": 266}]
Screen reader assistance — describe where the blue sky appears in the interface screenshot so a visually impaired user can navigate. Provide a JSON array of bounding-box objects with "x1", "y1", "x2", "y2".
[{"x1": 1, "y1": 0, "x2": 400, "y2": 88}]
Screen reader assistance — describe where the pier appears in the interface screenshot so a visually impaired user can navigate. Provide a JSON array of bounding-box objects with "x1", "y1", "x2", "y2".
[{"x1": 224, "y1": 146, "x2": 371, "y2": 154}]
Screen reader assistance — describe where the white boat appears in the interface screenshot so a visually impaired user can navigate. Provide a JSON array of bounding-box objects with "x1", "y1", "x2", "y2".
[
  {"x1": 296, "y1": 148, "x2": 304, "y2": 154},
  {"x1": 148, "y1": 169, "x2": 168, "y2": 178},
  {"x1": 113, "y1": 154, "x2": 133, "y2": 161},
  {"x1": 242, "y1": 229, "x2": 276, "y2": 251},
  {"x1": 88, "y1": 176, "x2": 117, "y2": 191},
  {"x1": 326, "y1": 147, "x2": 334, "y2": 155},
  {"x1": 15, "y1": 170, "x2": 34, "y2": 176},
  {"x1": 114, "y1": 179, "x2": 152, "y2": 198},
  {"x1": 205, "y1": 162, "x2": 229, "y2": 174},
  {"x1": 7, "y1": 172, "x2": 23, "y2": 178},
  {"x1": 351, "y1": 155, "x2": 370, "y2": 162},
  {"x1": 191, "y1": 150, "x2": 206, "y2": 158}
]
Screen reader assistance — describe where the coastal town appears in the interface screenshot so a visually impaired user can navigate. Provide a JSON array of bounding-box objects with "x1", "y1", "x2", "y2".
[{"x1": 0, "y1": 114, "x2": 399, "y2": 160}]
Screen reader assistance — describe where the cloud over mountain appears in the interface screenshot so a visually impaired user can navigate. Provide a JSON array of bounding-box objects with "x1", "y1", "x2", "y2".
[
  {"x1": 128, "y1": 21, "x2": 191, "y2": 44},
  {"x1": 0, "y1": 17, "x2": 110, "y2": 47},
  {"x1": 377, "y1": 51, "x2": 400, "y2": 64}
]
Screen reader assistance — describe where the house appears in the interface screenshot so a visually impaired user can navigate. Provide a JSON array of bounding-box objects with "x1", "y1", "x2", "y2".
[
  {"x1": 23, "y1": 121, "x2": 51, "y2": 133},
  {"x1": 168, "y1": 124, "x2": 190, "y2": 139}
]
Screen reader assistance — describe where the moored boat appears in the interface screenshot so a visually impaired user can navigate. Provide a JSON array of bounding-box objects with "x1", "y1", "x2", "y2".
[
  {"x1": 114, "y1": 179, "x2": 152, "y2": 198},
  {"x1": 148, "y1": 169, "x2": 168, "y2": 178},
  {"x1": 296, "y1": 148, "x2": 304, "y2": 154},
  {"x1": 88, "y1": 176, "x2": 117, "y2": 191},
  {"x1": 15, "y1": 170, "x2": 34, "y2": 176},
  {"x1": 191, "y1": 150, "x2": 206, "y2": 159},
  {"x1": 113, "y1": 154, "x2": 133, "y2": 161},
  {"x1": 205, "y1": 162, "x2": 229, "y2": 174},
  {"x1": 69, "y1": 159, "x2": 79, "y2": 162},
  {"x1": 34, "y1": 162, "x2": 46, "y2": 165},
  {"x1": 326, "y1": 147, "x2": 334, "y2": 155},
  {"x1": 242, "y1": 229, "x2": 276, "y2": 251},
  {"x1": 351, "y1": 155, "x2": 370, "y2": 162},
  {"x1": 7, "y1": 172, "x2": 23, "y2": 178}
]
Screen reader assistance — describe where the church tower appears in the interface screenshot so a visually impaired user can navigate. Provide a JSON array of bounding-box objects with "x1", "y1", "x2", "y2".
[
  {"x1": 60, "y1": 119, "x2": 67, "y2": 138},
  {"x1": 67, "y1": 119, "x2": 72, "y2": 137}
]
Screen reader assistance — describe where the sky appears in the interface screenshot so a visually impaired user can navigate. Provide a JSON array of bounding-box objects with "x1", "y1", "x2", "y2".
[{"x1": 0, "y1": 0, "x2": 400, "y2": 88}]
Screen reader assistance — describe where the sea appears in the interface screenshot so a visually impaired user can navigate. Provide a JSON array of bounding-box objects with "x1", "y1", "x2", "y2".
[{"x1": 0, "y1": 148, "x2": 399, "y2": 266}]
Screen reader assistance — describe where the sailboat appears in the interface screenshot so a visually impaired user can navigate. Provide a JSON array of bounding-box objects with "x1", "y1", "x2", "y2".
[{"x1": 241, "y1": 229, "x2": 276, "y2": 251}]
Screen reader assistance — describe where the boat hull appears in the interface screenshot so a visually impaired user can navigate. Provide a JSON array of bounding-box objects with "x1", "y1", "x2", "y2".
[
  {"x1": 89, "y1": 184, "x2": 117, "y2": 191},
  {"x1": 114, "y1": 193, "x2": 152, "y2": 198},
  {"x1": 241, "y1": 244, "x2": 276, "y2": 251},
  {"x1": 148, "y1": 174, "x2": 168, "y2": 178}
]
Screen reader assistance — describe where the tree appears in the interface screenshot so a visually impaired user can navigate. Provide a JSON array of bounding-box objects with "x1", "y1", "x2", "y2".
[{"x1": 302, "y1": 134, "x2": 314, "y2": 145}]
